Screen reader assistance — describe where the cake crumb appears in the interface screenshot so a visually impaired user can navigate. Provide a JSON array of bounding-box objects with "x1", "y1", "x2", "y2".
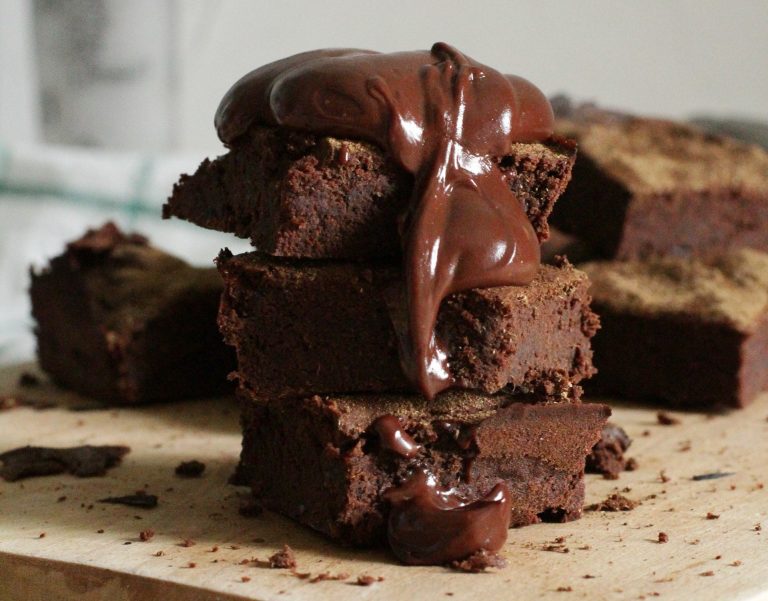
[
  {"x1": 175, "y1": 460, "x2": 206, "y2": 478},
  {"x1": 586, "y1": 493, "x2": 638, "y2": 512},
  {"x1": 556, "y1": 586, "x2": 573, "y2": 592},
  {"x1": 38, "y1": 532, "x2": 46, "y2": 538},
  {"x1": 187, "y1": 562, "x2": 197, "y2": 569},
  {"x1": 179, "y1": 538, "x2": 196, "y2": 547},
  {"x1": 450, "y1": 549, "x2": 506, "y2": 572},
  {"x1": 139, "y1": 529, "x2": 155, "y2": 541},
  {"x1": 657, "y1": 412, "x2": 680, "y2": 425},
  {"x1": 241, "y1": 576, "x2": 251, "y2": 583},
  {"x1": 154, "y1": 550, "x2": 164, "y2": 557},
  {"x1": 730, "y1": 560, "x2": 742, "y2": 567},
  {"x1": 706, "y1": 512, "x2": 720, "y2": 520},
  {"x1": 269, "y1": 545, "x2": 297, "y2": 569},
  {"x1": 700, "y1": 570, "x2": 714, "y2": 577},
  {"x1": 354, "y1": 574, "x2": 384, "y2": 586},
  {"x1": 658, "y1": 532, "x2": 669, "y2": 543}
]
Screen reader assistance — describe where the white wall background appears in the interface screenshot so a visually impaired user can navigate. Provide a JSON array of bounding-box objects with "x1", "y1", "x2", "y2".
[{"x1": 1, "y1": 0, "x2": 767, "y2": 153}]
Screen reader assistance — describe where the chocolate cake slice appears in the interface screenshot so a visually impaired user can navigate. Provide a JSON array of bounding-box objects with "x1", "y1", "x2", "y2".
[
  {"x1": 217, "y1": 251, "x2": 598, "y2": 400},
  {"x1": 30, "y1": 223, "x2": 235, "y2": 404},
  {"x1": 237, "y1": 389, "x2": 610, "y2": 546},
  {"x1": 583, "y1": 249, "x2": 768, "y2": 408},
  {"x1": 549, "y1": 105, "x2": 768, "y2": 260},
  {"x1": 163, "y1": 127, "x2": 576, "y2": 260}
]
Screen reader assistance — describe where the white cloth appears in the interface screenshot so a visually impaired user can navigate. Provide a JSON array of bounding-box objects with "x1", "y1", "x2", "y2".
[{"x1": 0, "y1": 142, "x2": 250, "y2": 364}]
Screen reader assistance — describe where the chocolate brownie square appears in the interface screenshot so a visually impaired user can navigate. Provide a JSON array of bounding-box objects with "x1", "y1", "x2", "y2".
[
  {"x1": 583, "y1": 249, "x2": 768, "y2": 407},
  {"x1": 163, "y1": 127, "x2": 576, "y2": 259},
  {"x1": 30, "y1": 223, "x2": 235, "y2": 404},
  {"x1": 217, "y1": 251, "x2": 598, "y2": 400},
  {"x1": 237, "y1": 389, "x2": 610, "y2": 546},
  {"x1": 550, "y1": 105, "x2": 768, "y2": 260}
]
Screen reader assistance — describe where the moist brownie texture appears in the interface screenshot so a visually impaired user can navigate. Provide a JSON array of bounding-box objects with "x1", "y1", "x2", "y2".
[
  {"x1": 549, "y1": 106, "x2": 768, "y2": 260},
  {"x1": 583, "y1": 249, "x2": 768, "y2": 408},
  {"x1": 30, "y1": 223, "x2": 235, "y2": 404},
  {"x1": 217, "y1": 251, "x2": 598, "y2": 400},
  {"x1": 163, "y1": 127, "x2": 576, "y2": 259},
  {"x1": 237, "y1": 389, "x2": 610, "y2": 546}
]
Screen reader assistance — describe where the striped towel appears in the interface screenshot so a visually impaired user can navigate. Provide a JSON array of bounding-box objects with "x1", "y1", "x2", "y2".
[{"x1": 0, "y1": 142, "x2": 250, "y2": 365}]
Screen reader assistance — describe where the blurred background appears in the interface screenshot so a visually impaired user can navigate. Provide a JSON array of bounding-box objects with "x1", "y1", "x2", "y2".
[{"x1": 1, "y1": 0, "x2": 767, "y2": 362}]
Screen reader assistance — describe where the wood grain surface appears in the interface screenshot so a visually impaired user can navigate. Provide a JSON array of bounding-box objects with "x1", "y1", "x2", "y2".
[{"x1": 1, "y1": 363, "x2": 767, "y2": 601}]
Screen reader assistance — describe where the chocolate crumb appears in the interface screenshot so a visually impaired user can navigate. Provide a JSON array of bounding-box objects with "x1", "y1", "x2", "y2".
[
  {"x1": 659, "y1": 470, "x2": 670, "y2": 483},
  {"x1": 706, "y1": 512, "x2": 720, "y2": 520},
  {"x1": 586, "y1": 493, "x2": 638, "y2": 512},
  {"x1": 96, "y1": 529, "x2": 104, "y2": 534},
  {"x1": 98, "y1": 493, "x2": 158, "y2": 509},
  {"x1": 209, "y1": 545, "x2": 219, "y2": 552},
  {"x1": 556, "y1": 586, "x2": 573, "y2": 592},
  {"x1": 175, "y1": 460, "x2": 206, "y2": 478},
  {"x1": 715, "y1": 555, "x2": 722, "y2": 560},
  {"x1": 692, "y1": 472, "x2": 735, "y2": 481},
  {"x1": 731, "y1": 560, "x2": 742, "y2": 567},
  {"x1": 269, "y1": 545, "x2": 297, "y2": 569},
  {"x1": 583, "y1": 575, "x2": 596, "y2": 579},
  {"x1": 700, "y1": 571, "x2": 714, "y2": 577},
  {"x1": 625, "y1": 457, "x2": 638, "y2": 471},
  {"x1": 187, "y1": 562, "x2": 197, "y2": 569},
  {"x1": 308, "y1": 571, "x2": 350, "y2": 583},
  {"x1": 657, "y1": 412, "x2": 681, "y2": 425},
  {"x1": 586, "y1": 423, "x2": 632, "y2": 479},
  {"x1": 139, "y1": 529, "x2": 155, "y2": 541},
  {"x1": 450, "y1": 549, "x2": 507, "y2": 572},
  {"x1": 658, "y1": 532, "x2": 669, "y2": 543},
  {"x1": 38, "y1": 532, "x2": 46, "y2": 538},
  {"x1": 179, "y1": 539, "x2": 196, "y2": 547},
  {"x1": 57, "y1": 495, "x2": 67, "y2": 502},
  {"x1": 154, "y1": 550, "x2": 164, "y2": 557},
  {"x1": 0, "y1": 445, "x2": 129, "y2": 481},
  {"x1": 354, "y1": 575, "x2": 384, "y2": 586},
  {"x1": 241, "y1": 576, "x2": 251, "y2": 583},
  {"x1": 19, "y1": 372, "x2": 40, "y2": 387},
  {"x1": 755, "y1": 523, "x2": 762, "y2": 531}
]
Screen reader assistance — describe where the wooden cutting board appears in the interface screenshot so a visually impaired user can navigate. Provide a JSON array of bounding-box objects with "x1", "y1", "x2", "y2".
[{"x1": 1, "y1": 362, "x2": 767, "y2": 601}]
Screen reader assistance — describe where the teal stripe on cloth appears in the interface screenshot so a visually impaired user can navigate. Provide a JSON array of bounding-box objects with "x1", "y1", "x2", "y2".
[
  {"x1": 0, "y1": 144, "x2": 10, "y2": 182},
  {"x1": 126, "y1": 157, "x2": 156, "y2": 226}
]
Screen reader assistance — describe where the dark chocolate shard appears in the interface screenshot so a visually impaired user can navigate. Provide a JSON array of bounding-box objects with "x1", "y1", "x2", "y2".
[
  {"x1": 692, "y1": 472, "x2": 735, "y2": 481},
  {"x1": 0, "y1": 445, "x2": 129, "y2": 481},
  {"x1": 99, "y1": 493, "x2": 158, "y2": 509}
]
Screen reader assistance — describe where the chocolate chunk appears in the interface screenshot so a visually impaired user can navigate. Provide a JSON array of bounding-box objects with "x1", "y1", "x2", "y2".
[
  {"x1": 99, "y1": 493, "x2": 158, "y2": 509},
  {"x1": 175, "y1": 460, "x2": 206, "y2": 478},
  {"x1": 586, "y1": 423, "x2": 632, "y2": 479},
  {"x1": 0, "y1": 445, "x2": 129, "y2": 481}
]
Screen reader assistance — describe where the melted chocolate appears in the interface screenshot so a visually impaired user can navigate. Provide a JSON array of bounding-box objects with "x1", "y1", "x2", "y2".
[
  {"x1": 383, "y1": 469, "x2": 511, "y2": 565},
  {"x1": 371, "y1": 415, "x2": 421, "y2": 458},
  {"x1": 215, "y1": 43, "x2": 553, "y2": 399}
]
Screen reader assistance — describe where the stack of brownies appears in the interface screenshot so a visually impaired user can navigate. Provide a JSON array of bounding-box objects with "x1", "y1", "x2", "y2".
[
  {"x1": 165, "y1": 46, "x2": 611, "y2": 564},
  {"x1": 549, "y1": 100, "x2": 768, "y2": 409}
]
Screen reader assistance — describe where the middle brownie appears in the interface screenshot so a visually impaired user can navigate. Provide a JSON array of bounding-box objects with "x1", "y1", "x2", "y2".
[{"x1": 217, "y1": 251, "x2": 598, "y2": 400}]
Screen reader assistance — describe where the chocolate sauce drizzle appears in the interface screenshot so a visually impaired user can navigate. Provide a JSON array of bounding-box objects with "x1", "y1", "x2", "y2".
[
  {"x1": 371, "y1": 415, "x2": 422, "y2": 458},
  {"x1": 383, "y1": 469, "x2": 511, "y2": 566},
  {"x1": 215, "y1": 43, "x2": 553, "y2": 400}
]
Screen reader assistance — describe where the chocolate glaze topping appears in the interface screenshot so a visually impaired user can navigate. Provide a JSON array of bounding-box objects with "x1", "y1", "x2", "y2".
[
  {"x1": 383, "y1": 469, "x2": 511, "y2": 565},
  {"x1": 371, "y1": 415, "x2": 422, "y2": 458},
  {"x1": 215, "y1": 43, "x2": 553, "y2": 399}
]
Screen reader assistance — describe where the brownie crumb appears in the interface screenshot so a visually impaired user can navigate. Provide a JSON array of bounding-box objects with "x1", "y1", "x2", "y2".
[
  {"x1": 179, "y1": 539, "x2": 196, "y2": 547},
  {"x1": 175, "y1": 460, "x2": 206, "y2": 478},
  {"x1": 625, "y1": 457, "x2": 638, "y2": 471},
  {"x1": 308, "y1": 571, "x2": 350, "y2": 583},
  {"x1": 659, "y1": 470, "x2": 670, "y2": 483},
  {"x1": 96, "y1": 529, "x2": 104, "y2": 534},
  {"x1": 269, "y1": 545, "x2": 297, "y2": 569},
  {"x1": 731, "y1": 560, "x2": 742, "y2": 567},
  {"x1": 586, "y1": 493, "x2": 638, "y2": 512},
  {"x1": 139, "y1": 529, "x2": 155, "y2": 542},
  {"x1": 692, "y1": 472, "x2": 735, "y2": 481},
  {"x1": 99, "y1": 493, "x2": 158, "y2": 509},
  {"x1": 187, "y1": 562, "x2": 197, "y2": 569},
  {"x1": 57, "y1": 495, "x2": 67, "y2": 503},
  {"x1": 38, "y1": 532, "x2": 46, "y2": 539},
  {"x1": 241, "y1": 576, "x2": 251, "y2": 583},
  {"x1": 657, "y1": 412, "x2": 681, "y2": 426},
  {"x1": 0, "y1": 445, "x2": 129, "y2": 481},
  {"x1": 153, "y1": 550, "x2": 164, "y2": 557},
  {"x1": 755, "y1": 524, "x2": 762, "y2": 531},
  {"x1": 556, "y1": 586, "x2": 573, "y2": 592},
  {"x1": 18, "y1": 372, "x2": 40, "y2": 387},
  {"x1": 586, "y1": 423, "x2": 632, "y2": 479},
  {"x1": 354, "y1": 574, "x2": 384, "y2": 586},
  {"x1": 706, "y1": 512, "x2": 720, "y2": 520},
  {"x1": 700, "y1": 571, "x2": 715, "y2": 577},
  {"x1": 658, "y1": 532, "x2": 669, "y2": 543},
  {"x1": 449, "y1": 549, "x2": 507, "y2": 572}
]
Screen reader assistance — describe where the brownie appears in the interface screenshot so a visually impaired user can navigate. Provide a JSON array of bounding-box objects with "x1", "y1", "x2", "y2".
[
  {"x1": 586, "y1": 423, "x2": 632, "y2": 479},
  {"x1": 163, "y1": 126, "x2": 576, "y2": 259},
  {"x1": 217, "y1": 251, "x2": 598, "y2": 400},
  {"x1": 549, "y1": 106, "x2": 768, "y2": 260},
  {"x1": 30, "y1": 223, "x2": 235, "y2": 404},
  {"x1": 237, "y1": 389, "x2": 611, "y2": 546},
  {"x1": 582, "y1": 249, "x2": 768, "y2": 407}
]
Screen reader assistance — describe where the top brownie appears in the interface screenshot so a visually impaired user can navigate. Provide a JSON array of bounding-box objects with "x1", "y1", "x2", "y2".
[
  {"x1": 549, "y1": 102, "x2": 768, "y2": 260},
  {"x1": 163, "y1": 126, "x2": 576, "y2": 260}
]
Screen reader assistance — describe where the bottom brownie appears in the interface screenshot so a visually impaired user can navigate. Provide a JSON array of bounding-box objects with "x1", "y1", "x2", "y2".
[{"x1": 237, "y1": 390, "x2": 610, "y2": 550}]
